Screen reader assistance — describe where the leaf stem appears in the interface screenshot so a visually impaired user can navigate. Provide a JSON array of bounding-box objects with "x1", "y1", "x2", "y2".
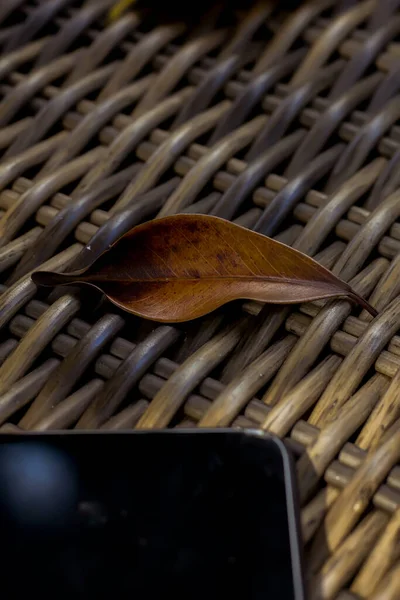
[{"x1": 349, "y1": 291, "x2": 378, "y2": 318}]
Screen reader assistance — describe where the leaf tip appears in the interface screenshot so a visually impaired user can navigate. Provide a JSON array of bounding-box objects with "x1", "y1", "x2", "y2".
[{"x1": 31, "y1": 271, "x2": 69, "y2": 287}]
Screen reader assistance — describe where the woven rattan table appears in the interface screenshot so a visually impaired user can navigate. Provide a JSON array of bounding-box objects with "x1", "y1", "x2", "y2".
[{"x1": 1, "y1": 0, "x2": 400, "y2": 597}]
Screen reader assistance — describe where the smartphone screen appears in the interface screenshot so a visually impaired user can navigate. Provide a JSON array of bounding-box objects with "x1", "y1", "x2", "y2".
[{"x1": 0, "y1": 430, "x2": 303, "y2": 599}]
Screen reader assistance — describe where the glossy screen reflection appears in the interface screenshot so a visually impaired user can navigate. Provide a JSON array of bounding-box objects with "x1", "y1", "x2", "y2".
[{"x1": 0, "y1": 432, "x2": 297, "y2": 599}]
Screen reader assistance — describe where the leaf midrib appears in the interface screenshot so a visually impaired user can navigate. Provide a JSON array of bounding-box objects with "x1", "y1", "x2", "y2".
[{"x1": 82, "y1": 274, "x2": 338, "y2": 286}]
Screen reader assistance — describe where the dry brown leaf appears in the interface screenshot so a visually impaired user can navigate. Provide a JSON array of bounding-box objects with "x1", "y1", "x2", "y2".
[{"x1": 32, "y1": 214, "x2": 377, "y2": 322}]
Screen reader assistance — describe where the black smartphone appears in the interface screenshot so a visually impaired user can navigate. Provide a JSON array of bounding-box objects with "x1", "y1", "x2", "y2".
[{"x1": 0, "y1": 429, "x2": 304, "y2": 599}]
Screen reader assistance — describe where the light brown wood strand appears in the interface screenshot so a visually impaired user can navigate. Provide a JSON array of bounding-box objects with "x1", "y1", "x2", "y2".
[{"x1": 351, "y1": 508, "x2": 400, "y2": 596}]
